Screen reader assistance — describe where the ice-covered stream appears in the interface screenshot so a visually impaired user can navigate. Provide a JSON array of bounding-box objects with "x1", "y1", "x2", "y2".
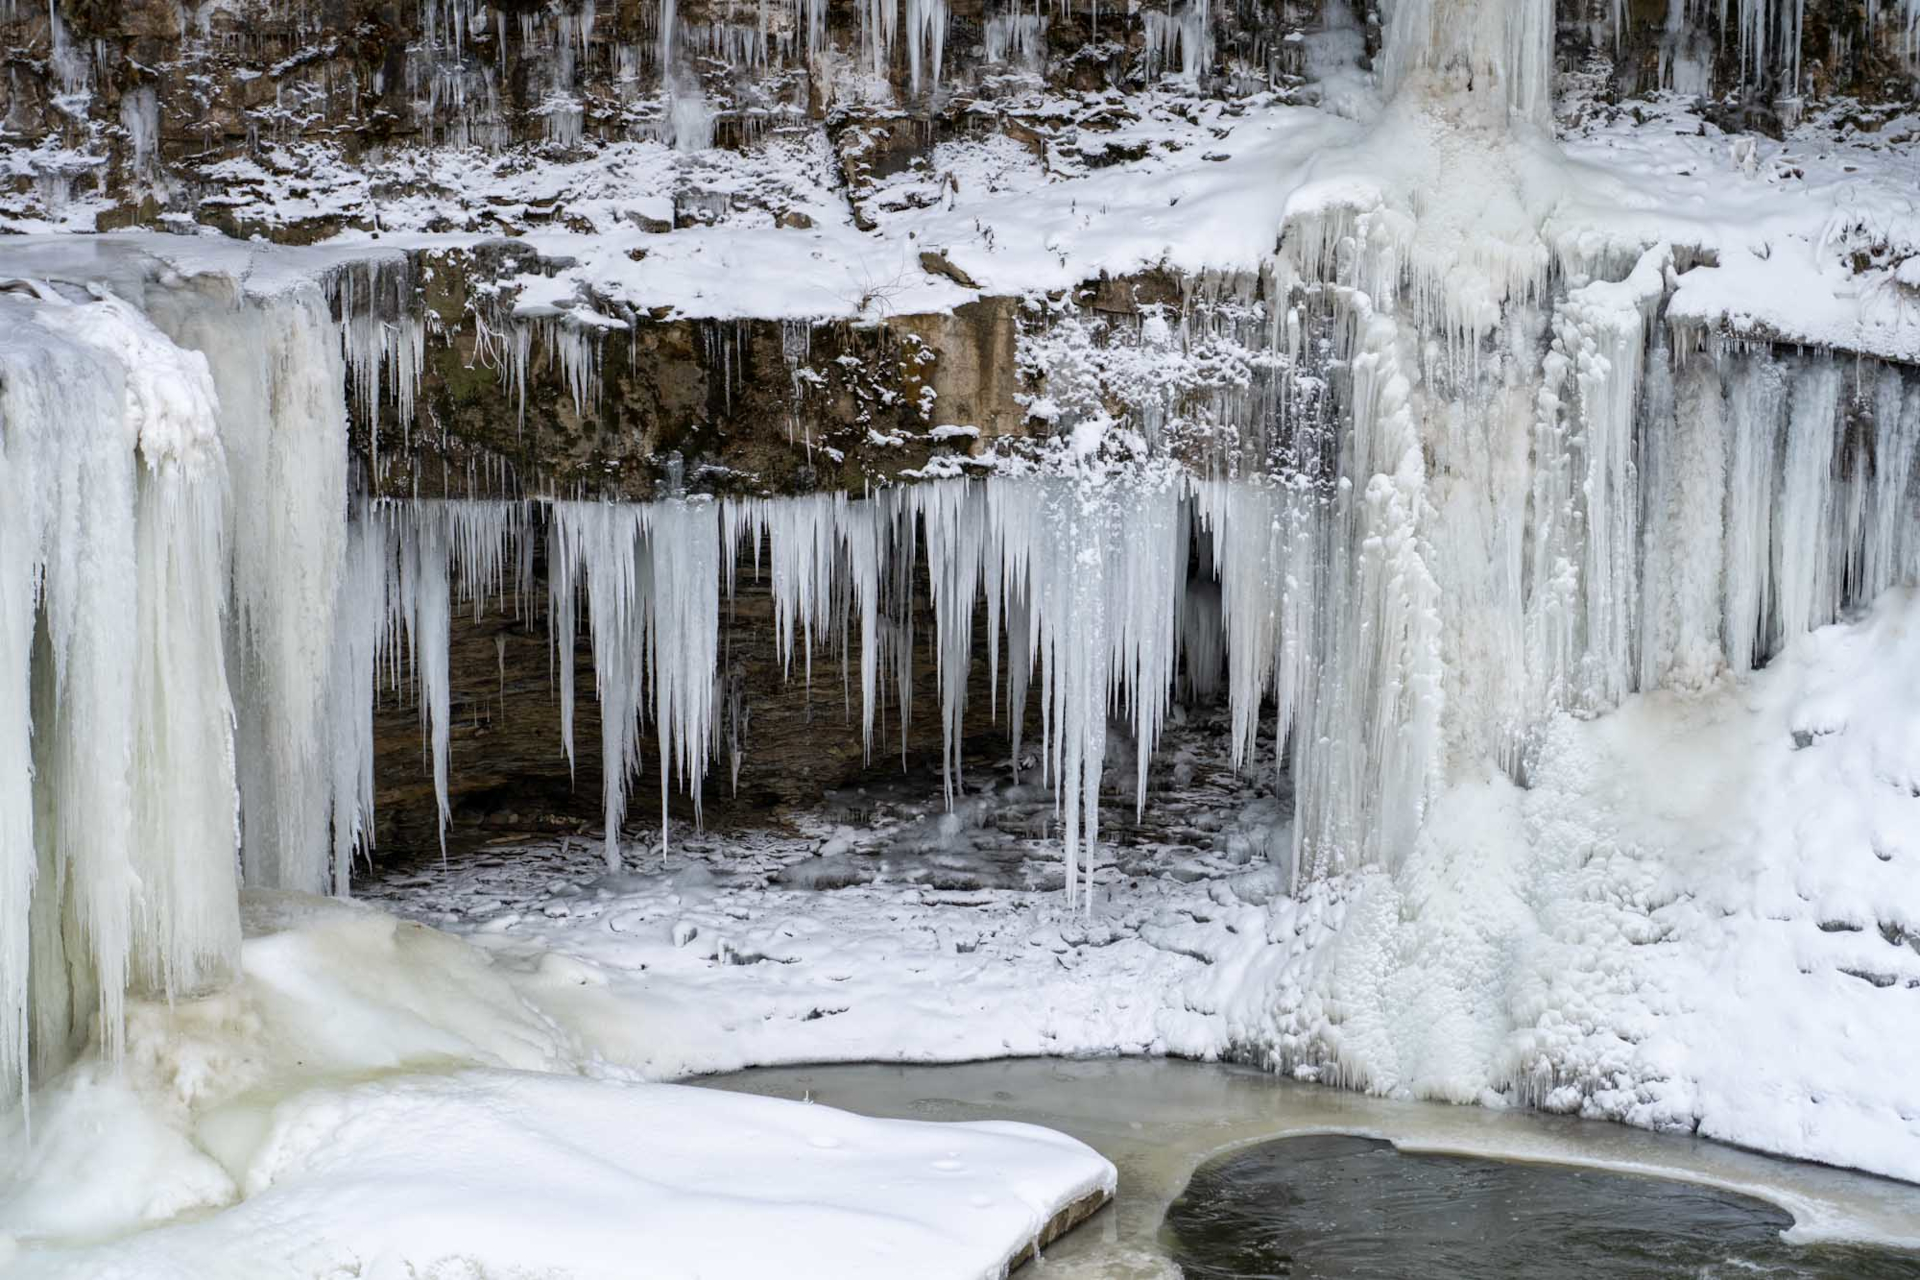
[{"x1": 701, "y1": 1058, "x2": 1920, "y2": 1278}]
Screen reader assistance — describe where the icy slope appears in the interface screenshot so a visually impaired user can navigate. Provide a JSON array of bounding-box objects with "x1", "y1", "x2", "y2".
[{"x1": 1237, "y1": 589, "x2": 1920, "y2": 1182}]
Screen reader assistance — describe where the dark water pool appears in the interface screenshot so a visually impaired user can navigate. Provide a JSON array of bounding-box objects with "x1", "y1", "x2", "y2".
[{"x1": 1165, "y1": 1134, "x2": 1920, "y2": 1279}]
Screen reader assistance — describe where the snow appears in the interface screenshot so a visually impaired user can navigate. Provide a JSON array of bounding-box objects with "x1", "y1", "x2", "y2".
[{"x1": 0, "y1": 894, "x2": 1115, "y2": 1279}]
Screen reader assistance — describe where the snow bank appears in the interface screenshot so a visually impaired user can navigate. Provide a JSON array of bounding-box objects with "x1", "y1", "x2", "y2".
[
  {"x1": 13, "y1": 1070, "x2": 1109, "y2": 1280},
  {"x1": 0, "y1": 893, "x2": 1114, "y2": 1278}
]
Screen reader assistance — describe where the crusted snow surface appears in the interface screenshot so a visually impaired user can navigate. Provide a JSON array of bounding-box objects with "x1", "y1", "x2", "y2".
[
  {"x1": 1556, "y1": 89, "x2": 1920, "y2": 361},
  {"x1": 7, "y1": 75, "x2": 1905, "y2": 361},
  {"x1": 0, "y1": 893, "x2": 1115, "y2": 1279}
]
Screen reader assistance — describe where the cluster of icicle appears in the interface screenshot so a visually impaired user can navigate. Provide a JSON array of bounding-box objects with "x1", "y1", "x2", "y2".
[
  {"x1": 382, "y1": 476, "x2": 1193, "y2": 908},
  {"x1": 379, "y1": 312, "x2": 1920, "y2": 905}
]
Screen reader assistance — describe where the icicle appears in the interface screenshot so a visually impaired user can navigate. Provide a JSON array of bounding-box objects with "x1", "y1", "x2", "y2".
[
  {"x1": 905, "y1": 0, "x2": 947, "y2": 93},
  {"x1": 550, "y1": 510, "x2": 581, "y2": 776},
  {"x1": 329, "y1": 506, "x2": 388, "y2": 895},
  {"x1": 407, "y1": 510, "x2": 454, "y2": 856},
  {"x1": 914, "y1": 480, "x2": 987, "y2": 807},
  {"x1": 554, "y1": 502, "x2": 648, "y2": 871},
  {"x1": 645, "y1": 499, "x2": 720, "y2": 856},
  {"x1": 1772, "y1": 361, "x2": 1841, "y2": 652}
]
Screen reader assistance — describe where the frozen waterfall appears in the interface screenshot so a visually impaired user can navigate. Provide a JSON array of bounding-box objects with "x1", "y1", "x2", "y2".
[{"x1": 2, "y1": 254, "x2": 1917, "y2": 1106}]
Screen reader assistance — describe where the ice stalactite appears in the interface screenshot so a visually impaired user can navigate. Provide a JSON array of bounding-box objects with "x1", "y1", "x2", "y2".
[
  {"x1": 914, "y1": 481, "x2": 988, "y2": 805},
  {"x1": 333, "y1": 259, "x2": 427, "y2": 473},
  {"x1": 1142, "y1": 4, "x2": 1210, "y2": 83},
  {"x1": 562, "y1": 502, "x2": 649, "y2": 872},
  {"x1": 896, "y1": 475, "x2": 1188, "y2": 907},
  {"x1": 904, "y1": 0, "x2": 948, "y2": 93},
  {"x1": 549, "y1": 499, "x2": 721, "y2": 869},
  {"x1": 734, "y1": 492, "x2": 888, "y2": 761},
  {"x1": 862, "y1": 0, "x2": 901, "y2": 78},
  {"x1": 646, "y1": 499, "x2": 721, "y2": 849},
  {"x1": 984, "y1": 14, "x2": 1046, "y2": 68},
  {"x1": 329, "y1": 508, "x2": 387, "y2": 896},
  {"x1": 403, "y1": 511, "x2": 454, "y2": 854}
]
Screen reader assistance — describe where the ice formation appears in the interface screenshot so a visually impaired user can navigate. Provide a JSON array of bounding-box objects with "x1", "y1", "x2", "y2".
[
  {"x1": 0, "y1": 282, "x2": 242, "y2": 1104},
  {"x1": 2, "y1": 0, "x2": 1918, "y2": 1180},
  {"x1": 3, "y1": 240, "x2": 1917, "y2": 1100}
]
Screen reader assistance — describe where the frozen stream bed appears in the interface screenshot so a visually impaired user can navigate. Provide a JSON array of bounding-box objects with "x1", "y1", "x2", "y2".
[{"x1": 699, "y1": 1059, "x2": 1920, "y2": 1279}]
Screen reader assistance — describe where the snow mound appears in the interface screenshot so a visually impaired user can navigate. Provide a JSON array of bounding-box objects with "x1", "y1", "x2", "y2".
[
  {"x1": 13, "y1": 1070, "x2": 1111, "y2": 1280},
  {"x1": 0, "y1": 893, "x2": 1114, "y2": 1279}
]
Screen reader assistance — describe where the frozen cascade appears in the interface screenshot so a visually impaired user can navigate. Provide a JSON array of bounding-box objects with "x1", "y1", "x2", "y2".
[
  {"x1": 0, "y1": 283, "x2": 241, "y2": 1102},
  {"x1": 1379, "y1": 0, "x2": 1553, "y2": 122},
  {"x1": 158, "y1": 285, "x2": 351, "y2": 896},
  {"x1": 1, "y1": 244, "x2": 1917, "y2": 1114}
]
